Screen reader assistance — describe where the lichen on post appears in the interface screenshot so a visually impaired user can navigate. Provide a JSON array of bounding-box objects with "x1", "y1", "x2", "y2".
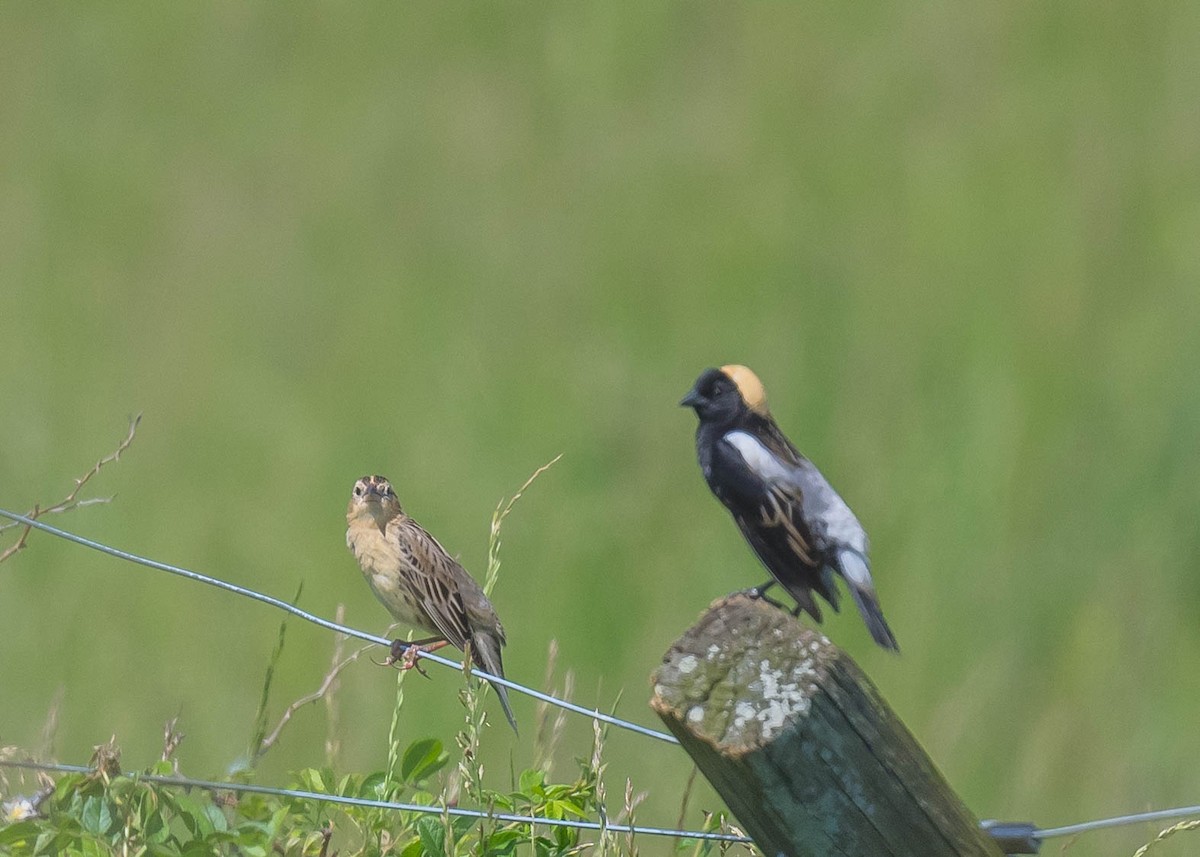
[{"x1": 651, "y1": 592, "x2": 1004, "y2": 857}]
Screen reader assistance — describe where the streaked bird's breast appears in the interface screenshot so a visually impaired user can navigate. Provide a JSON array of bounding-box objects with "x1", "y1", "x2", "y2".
[{"x1": 347, "y1": 523, "x2": 434, "y2": 631}]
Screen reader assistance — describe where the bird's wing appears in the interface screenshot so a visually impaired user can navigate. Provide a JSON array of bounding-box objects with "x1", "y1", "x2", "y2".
[
  {"x1": 732, "y1": 502, "x2": 824, "y2": 620},
  {"x1": 722, "y1": 430, "x2": 841, "y2": 610},
  {"x1": 722, "y1": 430, "x2": 815, "y2": 561},
  {"x1": 391, "y1": 519, "x2": 473, "y2": 650}
]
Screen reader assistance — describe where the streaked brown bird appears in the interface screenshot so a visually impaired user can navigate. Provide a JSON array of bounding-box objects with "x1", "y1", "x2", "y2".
[
  {"x1": 681, "y1": 364, "x2": 899, "y2": 651},
  {"x1": 346, "y1": 475, "x2": 517, "y2": 732}
]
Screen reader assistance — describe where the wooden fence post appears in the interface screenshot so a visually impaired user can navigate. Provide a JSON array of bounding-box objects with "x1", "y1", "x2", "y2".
[{"x1": 650, "y1": 592, "x2": 1005, "y2": 857}]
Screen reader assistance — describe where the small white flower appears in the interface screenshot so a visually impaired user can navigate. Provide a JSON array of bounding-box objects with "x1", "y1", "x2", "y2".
[{"x1": 3, "y1": 797, "x2": 36, "y2": 822}]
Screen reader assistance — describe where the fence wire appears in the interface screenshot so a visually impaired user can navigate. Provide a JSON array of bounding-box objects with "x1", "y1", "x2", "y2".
[
  {"x1": 3, "y1": 508, "x2": 1198, "y2": 852},
  {"x1": 0, "y1": 760, "x2": 751, "y2": 844},
  {"x1": 0, "y1": 509, "x2": 678, "y2": 746},
  {"x1": 4, "y1": 759, "x2": 1199, "y2": 850}
]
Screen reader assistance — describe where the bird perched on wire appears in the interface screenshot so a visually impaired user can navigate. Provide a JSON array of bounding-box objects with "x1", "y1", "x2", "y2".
[
  {"x1": 681, "y1": 365, "x2": 899, "y2": 651},
  {"x1": 346, "y1": 475, "x2": 518, "y2": 732}
]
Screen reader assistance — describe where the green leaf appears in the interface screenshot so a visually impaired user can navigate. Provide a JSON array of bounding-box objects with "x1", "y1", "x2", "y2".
[
  {"x1": 416, "y1": 816, "x2": 448, "y2": 857},
  {"x1": 0, "y1": 819, "x2": 40, "y2": 847},
  {"x1": 517, "y1": 769, "x2": 545, "y2": 799},
  {"x1": 264, "y1": 806, "x2": 289, "y2": 837},
  {"x1": 203, "y1": 803, "x2": 229, "y2": 833},
  {"x1": 546, "y1": 799, "x2": 588, "y2": 820},
  {"x1": 106, "y1": 776, "x2": 137, "y2": 803},
  {"x1": 401, "y1": 738, "x2": 448, "y2": 783},
  {"x1": 142, "y1": 804, "x2": 171, "y2": 844},
  {"x1": 78, "y1": 837, "x2": 109, "y2": 857},
  {"x1": 553, "y1": 822, "x2": 575, "y2": 850},
  {"x1": 79, "y1": 796, "x2": 114, "y2": 836},
  {"x1": 451, "y1": 815, "x2": 477, "y2": 839},
  {"x1": 482, "y1": 828, "x2": 525, "y2": 857},
  {"x1": 294, "y1": 768, "x2": 327, "y2": 794},
  {"x1": 397, "y1": 838, "x2": 426, "y2": 857},
  {"x1": 34, "y1": 828, "x2": 58, "y2": 855},
  {"x1": 486, "y1": 792, "x2": 516, "y2": 811},
  {"x1": 359, "y1": 771, "x2": 389, "y2": 799},
  {"x1": 168, "y1": 792, "x2": 209, "y2": 838}
]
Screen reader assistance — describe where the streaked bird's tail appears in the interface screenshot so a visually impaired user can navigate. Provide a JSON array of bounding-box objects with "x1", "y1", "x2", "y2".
[
  {"x1": 471, "y1": 632, "x2": 519, "y2": 734},
  {"x1": 838, "y1": 550, "x2": 900, "y2": 652}
]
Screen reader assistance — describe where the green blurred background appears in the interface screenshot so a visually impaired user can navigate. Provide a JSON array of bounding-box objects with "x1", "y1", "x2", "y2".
[{"x1": 2, "y1": 3, "x2": 1199, "y2": 852}]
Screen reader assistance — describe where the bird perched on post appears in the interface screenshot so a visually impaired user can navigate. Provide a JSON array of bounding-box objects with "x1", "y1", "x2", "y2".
[
  {"x1": 346, "y1": 475, "x2": 518, "y2": 732},
  {"x1": 680, "y1": 365, "x2": 899, "y2": 651}
]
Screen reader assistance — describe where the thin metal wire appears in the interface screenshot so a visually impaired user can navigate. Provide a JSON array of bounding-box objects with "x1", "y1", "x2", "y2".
[
  {"x1": 1037, "y1": 805, "x2": 1200, "y2": 840},
  {"x1": 5, "y1": 760, "x2": 1198, "y2": 848},
  {"x1": 0, "y1": 760, "x2": 750, "y2": 844},
  {"x1": 0, "y1": 509, "x2": 678, "y2": 746},
  {"x1": 10, "y1": 510, "x2": 1195, "y2": 848}
]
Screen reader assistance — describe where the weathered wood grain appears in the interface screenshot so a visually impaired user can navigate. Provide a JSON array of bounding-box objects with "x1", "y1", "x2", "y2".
[{"x1": 651, "y1": 592, "x2": 1004, "y2": 857}]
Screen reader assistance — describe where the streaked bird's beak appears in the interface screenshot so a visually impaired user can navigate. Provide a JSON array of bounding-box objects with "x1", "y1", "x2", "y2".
[{"x1": 680, "y1": 387, "x2": 703, "y2": 408}]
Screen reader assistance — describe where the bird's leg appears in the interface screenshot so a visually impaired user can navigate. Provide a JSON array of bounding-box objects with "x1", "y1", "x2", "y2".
[
  {"x1": 750, "y1": 580, "x2": 776, "y2": 598},
  {"x1": 743, "y1": 580, "x2": 788, "y2": 611},
  {"x1": 386, "y1": 637, "x2": 450, "y2": 677}
]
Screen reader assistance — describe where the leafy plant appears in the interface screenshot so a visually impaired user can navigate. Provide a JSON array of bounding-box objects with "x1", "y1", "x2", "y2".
[{"x1": 0, "y1": 456, "x2": 754, "y2": 857}]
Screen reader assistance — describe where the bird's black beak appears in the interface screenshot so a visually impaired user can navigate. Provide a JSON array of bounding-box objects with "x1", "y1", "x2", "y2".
[{"x1": 680, "y1": 387, "x2": 703, "y2": 409}]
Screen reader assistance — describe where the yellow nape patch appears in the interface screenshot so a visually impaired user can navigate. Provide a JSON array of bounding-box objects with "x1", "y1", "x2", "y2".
[{"x1": 720, "y1": 364, "x2": 769, "y2": 415}]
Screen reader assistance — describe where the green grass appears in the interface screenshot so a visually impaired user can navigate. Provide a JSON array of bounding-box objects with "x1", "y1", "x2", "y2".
[{"x1": 1, "y1": 3, "x2": 1199, "y2": 853}]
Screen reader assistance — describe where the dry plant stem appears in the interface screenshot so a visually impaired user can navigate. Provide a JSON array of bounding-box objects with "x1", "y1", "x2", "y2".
[
  {"x1": 0, "y1": 414, "x2": 141, "y2": 564},
  {"x1": 533, "y1": 638, "x2": 559, "y2": 768},
  {"x1": 546, "y1": 670, "x2": 571, "y2": 768},
  {"x1": 622, "y1": 778, "x2": 646, "y2": 857},
  {"x1": 673, "y1": 764, "x2": 700, "y2": 849},
  {"x1": 161, "y1": 717, "x2": 185, "y2": 776},
  {"x1": 324, "y1": 605, "x2": 347, "y2": 768},
  {"x1": 255, "y1": 626, "x2": 375, "y2": 761},
  {"x1": 1132, "y1": 820, "x2": 1200, "y2": 857},
  {"x1": 37, "y1": 687, "x2": 65, "y2": 761},
  {"x1": 456, "y1": 648, "x2": 488, "y2": 807},
  {"x1": 533, "y1": 639, "x2": 572, "y2": 777},
  {"x1": 588, "y1": 719, "x2": 617, "y2": 856},
  {"x1": 484, "y1": 453, "x2": 562, "y2": 597}
]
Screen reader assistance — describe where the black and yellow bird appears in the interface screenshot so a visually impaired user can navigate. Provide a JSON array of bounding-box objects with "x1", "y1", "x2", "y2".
[
  {"x1": 346, "y1": 475, "x2": 518, "y2": 732},
  {"x1": 681, "y1": 365, "x2": 899, "y2": 651}
]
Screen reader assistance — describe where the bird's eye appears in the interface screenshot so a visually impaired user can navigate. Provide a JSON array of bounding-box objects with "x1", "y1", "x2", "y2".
[{"x1": 354, "y1": 485, "x2": 364, "y2": 496}]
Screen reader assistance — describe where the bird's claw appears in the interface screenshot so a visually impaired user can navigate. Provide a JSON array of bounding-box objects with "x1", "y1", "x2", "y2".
[
  {"x1": 400, "y1": 645, "x2": 431, "y2": 678},
  {"x1": 382, "y1": 639, "x2": 432, "y2": 678}
]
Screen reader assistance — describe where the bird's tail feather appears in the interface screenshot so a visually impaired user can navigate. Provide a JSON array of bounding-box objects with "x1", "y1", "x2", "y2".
[
  {"x1": 846, "y1": 583, "x2": 900, "y2": 652},
  {"x1": 471, "y1": 632, "x2": 518, "y2": 734},
  {"x1": 839, "y1": 550, "x2": 900, "y2": 652},
  {"x1": 782, "y1": 582, "x2": 823, "y2": 622}
]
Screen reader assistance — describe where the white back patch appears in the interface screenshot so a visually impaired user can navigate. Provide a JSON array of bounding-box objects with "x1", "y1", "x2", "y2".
[
  {"x1": 838, "y1": 549, "x2": 873, "y2": 588},
  {"x1": 725, "y1": 431, "x2": 793, "y2": 482}
]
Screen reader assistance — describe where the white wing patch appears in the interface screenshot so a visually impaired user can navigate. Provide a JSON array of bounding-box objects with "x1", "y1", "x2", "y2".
[
  {"x1": 726, "y1": 430, "x2": 870, "y2": 555},
  {"x1": 724, "y1": 431, "x2": 793, "y2": 482}
]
